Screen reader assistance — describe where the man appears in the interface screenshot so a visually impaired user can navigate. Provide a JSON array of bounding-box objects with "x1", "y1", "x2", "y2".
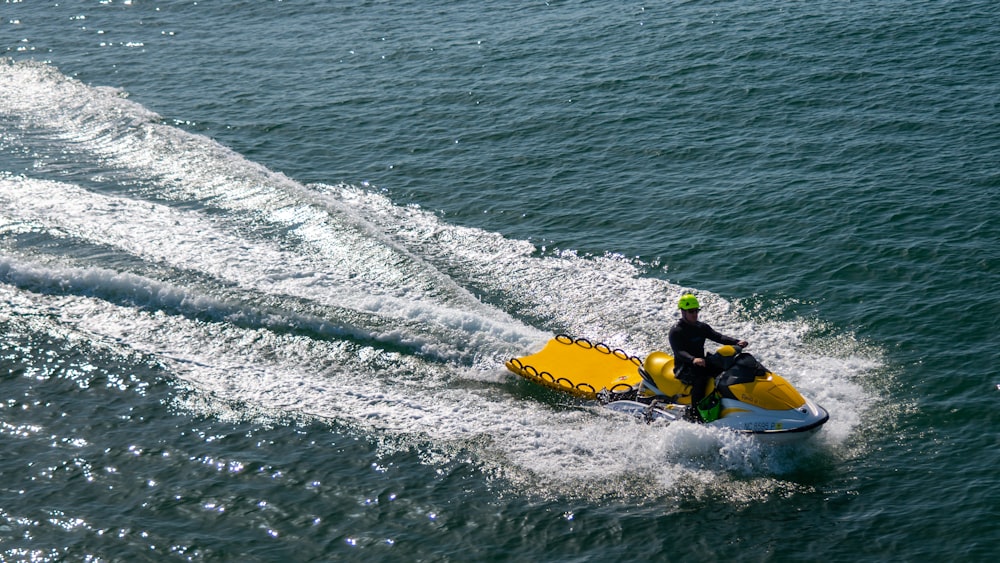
[{"x1": 668, "y1": 293, "x2": 748, "y2": 422}]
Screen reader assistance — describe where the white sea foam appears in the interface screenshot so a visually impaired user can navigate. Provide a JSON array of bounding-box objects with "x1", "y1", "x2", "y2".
[{"x1": 0, "y1": 59, "x2": 881, "y2": 497}]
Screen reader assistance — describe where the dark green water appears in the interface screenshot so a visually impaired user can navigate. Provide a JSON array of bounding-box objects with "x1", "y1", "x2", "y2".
[{"x1": 1, "y1": 1, "x2": 998, "y2": 560}]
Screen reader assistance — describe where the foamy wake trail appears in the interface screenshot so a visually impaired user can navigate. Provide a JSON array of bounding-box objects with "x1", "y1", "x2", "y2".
[
  {"x1": 0, "y1": 59, "x2": 879, "y2": 495},
  {"x1": 0, "y1": 278, "x2": 829, "y2": 498},
  {"x1": 0, "y1": 175, "x2": 541, "y2": 364}
]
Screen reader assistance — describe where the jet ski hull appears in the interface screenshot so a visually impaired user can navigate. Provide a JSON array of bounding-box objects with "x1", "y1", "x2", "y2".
[{"x1": 602, "y1": 397, "x2": 828, "y2": 442}]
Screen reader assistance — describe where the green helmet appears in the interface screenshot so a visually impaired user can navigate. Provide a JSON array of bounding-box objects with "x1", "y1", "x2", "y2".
[{"x1": 678, "y1": 293, "x2": 700, "y2": 311}]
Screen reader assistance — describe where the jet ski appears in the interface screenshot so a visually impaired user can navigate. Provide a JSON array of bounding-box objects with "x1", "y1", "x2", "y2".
[{"x1": 505, "y1": 335, "x2": 829, "y2": 442}]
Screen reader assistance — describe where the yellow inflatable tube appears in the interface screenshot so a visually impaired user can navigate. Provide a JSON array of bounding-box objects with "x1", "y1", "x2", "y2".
[{"x1": 505, "y1": 335, "x2": 643, "y2": 399}]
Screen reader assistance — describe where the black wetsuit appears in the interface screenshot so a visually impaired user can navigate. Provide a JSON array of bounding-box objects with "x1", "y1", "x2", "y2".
[{"x1": 668, "y1": 318, "x2": 742, "y2": 409}]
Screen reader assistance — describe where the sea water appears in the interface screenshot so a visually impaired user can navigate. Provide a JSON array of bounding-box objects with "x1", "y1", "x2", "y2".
[{"x1": 1, "y1": 1, "x2": 998, "y2": 561}]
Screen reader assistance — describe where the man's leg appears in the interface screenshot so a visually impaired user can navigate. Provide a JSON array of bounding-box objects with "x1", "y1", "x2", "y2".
[{"x1": 685, "y1": 367, "x2": 709, "y2": 422}]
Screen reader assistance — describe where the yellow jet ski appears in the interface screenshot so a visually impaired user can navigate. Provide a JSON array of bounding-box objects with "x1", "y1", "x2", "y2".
[{"x1": 506, "y1": 335, "x2": 829, "y2": 442}]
